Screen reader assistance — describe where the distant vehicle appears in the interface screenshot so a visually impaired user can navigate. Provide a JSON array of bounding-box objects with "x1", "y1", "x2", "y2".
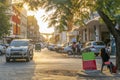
[
  {"x1": 84, "y1": 41, "x2": 106, "y2": 56},
  {"x1": 39, "y1": 42, "x2": 46, "y2": 49},
  {"x1": 5, "y1": 39, "x2": 34, "y2": 62},
  {"x1": 0, "y1": 44, "x2": 7, "y2": 55},
  {"x1": 54, "y1": 42, "x2": 71, "y2": 53},
  {"x1": 35, "y1": 43, "x2": 41, "y2": 51},
  {"x1": 63, "y1": 44, "x2": 73, "y2": 55},
  {"x1": 81, "y1": 47, "x2": 93, "y2": 54},
  {"x1": 55, "y1": 43, "x2": 67, "y2": 53},
  {"x1": 47, "y1": 43, "x2": 56, "y2": 51}
]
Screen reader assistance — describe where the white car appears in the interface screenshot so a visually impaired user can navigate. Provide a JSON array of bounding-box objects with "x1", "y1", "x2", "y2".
[
  {"x1": 5, "y1": 39, "x2": 34, "y2": 62},
  {"x1": 84, "y1": 41, "x2": 106, "y2": 56},
  {"x1": 63, "y1": 45, "x2": 73, "y2": 55}
]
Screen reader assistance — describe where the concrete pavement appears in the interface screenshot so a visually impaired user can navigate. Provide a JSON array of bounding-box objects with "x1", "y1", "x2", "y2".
[
  {"x1": 0, "y1": 48, "x2": 118, "y2": 80},
  {"x1": 76, "y1": 55, "x2": 120, "y2": 80},
  {"x1": 77, "y1": 70, "x2": 120, "y2": 80}
]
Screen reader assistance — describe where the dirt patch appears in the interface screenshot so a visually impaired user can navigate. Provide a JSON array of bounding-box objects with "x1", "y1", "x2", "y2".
[{"x1": 36, "y1": 69, "x2": 78, "y2": 76}]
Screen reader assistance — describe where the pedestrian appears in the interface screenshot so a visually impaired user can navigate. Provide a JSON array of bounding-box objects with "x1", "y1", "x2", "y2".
[
  {"x1": 72, "y1": 42, "x2": 77, "y2": 57},
  {"x1": 76, "y1": 41, "x2": 82, "y2": 55},
  {"x1": 100, "y1": 48, "x2": 110, "y2": 62},
  {"x1": 100, "y1": 48, "x2": 114, "y2": 73},
  {"x1": 106, "y1": 43, "x2": 111, "y2": 55}
]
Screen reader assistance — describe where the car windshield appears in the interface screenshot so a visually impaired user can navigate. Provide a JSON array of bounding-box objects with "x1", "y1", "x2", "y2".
[
  {"x1": 93, "y1": 42, "x2": 105, "y2": 45},
  {"x1": 10, "y1": 41, "x2": 28, "y2": 47}
]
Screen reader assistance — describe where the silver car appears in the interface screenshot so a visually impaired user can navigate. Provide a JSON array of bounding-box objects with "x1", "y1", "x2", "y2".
[
  {"x1": 63, "y1": 45, "x2": 73, "y2": 55},
  {"x1": 84, "y1": 41, "x2": 106, "y2": 56},
  {"x1": 5, "y1": 39, "x2": 34, "y2": 62},
  {"x1": 47, "y1": 43, "x2": 56, "y2": 51}
]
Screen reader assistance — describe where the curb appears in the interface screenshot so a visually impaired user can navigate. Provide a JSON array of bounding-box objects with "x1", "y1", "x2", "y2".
[
  {"x1": 67, "y1": 55, "x2": 116, "y2": 59},
  {"x1": 77, "y1": 70, "x2": 120, "y2": 78},
  {"x1": 96, "y1": 56, "x2": 116, "y2": 59}
]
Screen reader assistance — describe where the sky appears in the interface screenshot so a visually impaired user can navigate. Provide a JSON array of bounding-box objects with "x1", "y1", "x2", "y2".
[{"x1": 27, "y1": 8, "x2": 54, "y2": 34}]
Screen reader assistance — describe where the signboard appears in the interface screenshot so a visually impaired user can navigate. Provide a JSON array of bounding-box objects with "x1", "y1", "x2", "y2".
[
  {"x1": 82, "y1": 52, "x2": 97, "y2": 70},
  {"x1": 82, "y1": 52, "x2": 95, "y2": 61}
]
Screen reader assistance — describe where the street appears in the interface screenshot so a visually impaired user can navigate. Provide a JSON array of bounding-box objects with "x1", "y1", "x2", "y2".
[
  {"x1": 0, "y1": 48, "x2": 117, "y2": 80},
  {"x1": 0, "y1": 0, "x2": 120, "y2": 80}
]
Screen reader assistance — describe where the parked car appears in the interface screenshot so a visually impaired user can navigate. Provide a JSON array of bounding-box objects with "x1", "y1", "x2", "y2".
[
  {"x1": 0, "y1": 44, "x2": 7, "y2": 55},
  {"x1": 54, "y1": 44, "x2": 62, "y2": 52},
  {"x1": 64, "y1": 44, "x2": 83, "y2": 55},
  {"x1": 63, "y1": 44, "x2": 73, "y2": 55},
  {"x1": 84, "y1": 41, "x2": 106, "y2": 56},
  {"x1": 47, "y1": 43, "x2": 56, "y2": 51},
  {"x1": 40, "y1": 42, "x2": 46, "y2": 49},
  {"x1": 55, "y1": 43, "x2": 69, "y2": 53},
  {"x1": 5, "y1": 39, "x2": 34, "y2": 62}
]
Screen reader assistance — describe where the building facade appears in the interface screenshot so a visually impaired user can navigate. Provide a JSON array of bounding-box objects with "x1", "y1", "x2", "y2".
[
  {"x1": 27, "y1": 16, "x2": 40, "y2": 43},
  {"x1": 79, "y1": 14, "x2": 110, "y2": 45},
  {"x1": 6, "y1": 0, "x2": 27, "y2": 40}
]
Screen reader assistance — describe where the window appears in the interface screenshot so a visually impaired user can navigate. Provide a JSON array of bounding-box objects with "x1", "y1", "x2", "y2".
[
  {"x1": 10, "y1": 41, "x2": 28, "y2": 47},
  {"x1": 93, "y1": 42, "x2": 105, "y2": 45}
]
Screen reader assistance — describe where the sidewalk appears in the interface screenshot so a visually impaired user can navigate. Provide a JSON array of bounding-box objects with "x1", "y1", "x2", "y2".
[
  {"x1": 76, "y1": 55, "x2": 120, "y2": 80},
  {"x1": 96, "y1": 55, "x2": 116, "y2": 59},
  {"x1": 77, "y1": 70, "x2": 120, "y2": 80}
]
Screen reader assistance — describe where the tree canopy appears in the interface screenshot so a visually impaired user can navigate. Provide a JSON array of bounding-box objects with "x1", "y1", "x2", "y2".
[
  {"x1": 26, "y1": 0, "x2": 95, "y2": 31},
  {"x1": 0, "y1": 0, "x2": 11, "y2": 38},
  {"x1": 23, "y1": 0, "x2": 120, "y2": 30}
]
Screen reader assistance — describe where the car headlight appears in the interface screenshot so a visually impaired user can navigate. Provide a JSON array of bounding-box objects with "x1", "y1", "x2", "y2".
[{"x1": 22, "y1": 48, "x2": 28, "y2": 52}]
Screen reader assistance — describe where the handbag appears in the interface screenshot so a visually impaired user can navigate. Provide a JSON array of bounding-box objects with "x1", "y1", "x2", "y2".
[{"x1": 112, "y1": 66, "x2": 117, "y2": 73}]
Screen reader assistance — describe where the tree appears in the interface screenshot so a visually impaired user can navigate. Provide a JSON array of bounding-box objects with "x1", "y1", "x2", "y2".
[
  {"x1": 96, "y1": 0, "x2": 120, "y2": 70},
  {"x1": 23, "y1": 0, "x2": 120, "y2": 71},
  {"x1": 40, "y1": 0, "x2": 91, "y2": 32},
  {"x1": 0, "y1": 0, "x2": 11, "y2": 38},
  {"x1": 23, "y1": 0, "x2": 91, "y2": 32}
]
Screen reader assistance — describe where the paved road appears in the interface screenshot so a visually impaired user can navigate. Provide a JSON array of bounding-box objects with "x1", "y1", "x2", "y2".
[
  {"x1": 0, "y1": 48, "x2": 81, "y2": 80},
  {"x1": 0, "y1": 48, "x2": 118, "y2": 80}
]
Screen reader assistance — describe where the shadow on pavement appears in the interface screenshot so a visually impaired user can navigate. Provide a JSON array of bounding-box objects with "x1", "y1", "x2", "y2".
[
  {"x1": 77, "y1": 70, "x2": 120, "y2": 80},
  {"x1": 1, "y1": 58, "x2": 36, "y2": 80}
]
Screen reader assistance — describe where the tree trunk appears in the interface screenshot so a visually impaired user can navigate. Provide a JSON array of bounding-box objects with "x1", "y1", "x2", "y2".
[
  {"x1": 115, "y1": 30, "x2": 120, "y2": 70},
  {"x1": 97, "y1": 10, "x2": 120, "y2": 71}
]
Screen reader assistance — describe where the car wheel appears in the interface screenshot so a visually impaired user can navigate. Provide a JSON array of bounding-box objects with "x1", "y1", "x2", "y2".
[
  {"x1": 0, "y1": 51, "x2": 2, "y2": 55},
  {"x1": 58, "y1": 49, "x2": 62, "y2": 53},
  {"x1": 6, "y1": 57, "x2": 10, "y2": 62},
  {"x1": 30, "y1": 56, "x2": 33, "y2": 60},
  {"x1": 26, "y1": 54, "x2": 30, "y2": 62},
  {"x1": 26, "y1": 56, "x2": 30, "y2": 62},
  {"x1": 30, "y1": 54, "x2": 33, "y2": 60},
  {"x1": 67, "y1": 51, "x2": 72, "y2": 55},
  {"x1": 30, "y1": 50, "x2": 33, "y2": 60}
]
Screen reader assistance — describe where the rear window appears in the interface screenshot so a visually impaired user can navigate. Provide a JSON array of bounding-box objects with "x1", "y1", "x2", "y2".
[{"x1": 93, "y1": 42, "x2": 105, "y2": 45}]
